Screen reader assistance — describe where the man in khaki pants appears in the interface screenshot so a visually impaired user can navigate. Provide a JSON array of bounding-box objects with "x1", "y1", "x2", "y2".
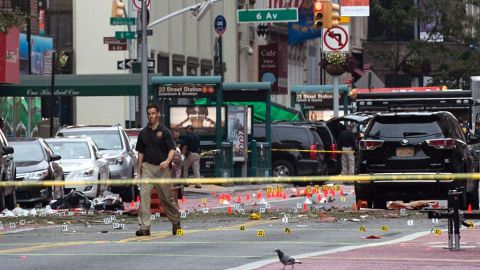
[
  {"x1": 135, "y1": 104, "x2": 180, "y2": 236},
  {"x1": 182, "y1": 124, "x2": 201, "y2": 188}
]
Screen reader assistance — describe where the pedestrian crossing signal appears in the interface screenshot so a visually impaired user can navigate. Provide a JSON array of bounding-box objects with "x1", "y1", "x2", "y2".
[
  {"x1": 111, "y1": 0, "x2": 125, "y2": 18},
  {"x1": 331, "y1": 3, "x2": 341, "y2": 27}
]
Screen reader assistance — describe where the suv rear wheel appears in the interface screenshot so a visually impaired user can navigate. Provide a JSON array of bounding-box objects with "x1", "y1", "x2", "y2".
[{"x1": 272, "y1": 160, "x2": 295, "y2": 177}]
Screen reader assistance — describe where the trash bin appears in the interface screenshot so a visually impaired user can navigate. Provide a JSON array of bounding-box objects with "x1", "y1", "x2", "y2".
[
  {"x1": 215, "y1": 141, "x2": 233, "y2": 178},
  {"x1": 249, "y1": 140, "x2": 271, "y2": 177}
]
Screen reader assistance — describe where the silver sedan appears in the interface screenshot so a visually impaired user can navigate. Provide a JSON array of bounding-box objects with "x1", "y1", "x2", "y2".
[{"x1": 45, "y1": 137, "x2": 109, "y2": 199}]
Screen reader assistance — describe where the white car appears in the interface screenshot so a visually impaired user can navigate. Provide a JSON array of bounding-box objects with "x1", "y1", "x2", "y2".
[{"x1": 45, "y1": 137, "x2": 109, "y2": 199}]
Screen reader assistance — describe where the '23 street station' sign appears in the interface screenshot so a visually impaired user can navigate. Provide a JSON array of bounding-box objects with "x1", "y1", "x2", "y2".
[{"x1": 157, "y1": 85, "x2": 216, "y2": 98}]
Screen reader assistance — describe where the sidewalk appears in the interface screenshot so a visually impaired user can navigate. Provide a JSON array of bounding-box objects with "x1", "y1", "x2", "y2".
[{"x1": 253, "y1": 228, "x2": 480, "y2": 270}]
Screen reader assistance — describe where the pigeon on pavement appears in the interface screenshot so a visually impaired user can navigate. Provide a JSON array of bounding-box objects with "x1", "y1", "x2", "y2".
[{"x1": 275, "y1": 249, "x2": 302, "y2": 269}]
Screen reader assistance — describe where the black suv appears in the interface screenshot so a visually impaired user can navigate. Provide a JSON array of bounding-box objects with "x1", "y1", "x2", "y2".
[
  {"x1": 356, "y1": 112, "x2": 477, "y2": 209},
  {"x1": 274, "y1": 121, "x2": 339, "y2": 175},
  {"x1": 0, "y1": 129, "x2": 15, "y2": 211},
  {"x1": 253, "y1": 123, "x2": 327, "y2": 177}
]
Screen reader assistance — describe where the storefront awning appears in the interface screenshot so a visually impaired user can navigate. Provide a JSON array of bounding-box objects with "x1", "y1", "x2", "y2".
[{"x1": 0, "y1": 74, "x2": 151, "y2": 97}]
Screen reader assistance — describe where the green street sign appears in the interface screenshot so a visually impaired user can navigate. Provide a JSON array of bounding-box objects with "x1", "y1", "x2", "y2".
[
  {"x1": 237, "y1": 8, "x2": 298, "y2": 23},
  {"x1": 115, "y1": 31, "x2": 136, "y2": 40},
  {"x1": 110, "y1": 17, "x2": 136, "y2": 26}
]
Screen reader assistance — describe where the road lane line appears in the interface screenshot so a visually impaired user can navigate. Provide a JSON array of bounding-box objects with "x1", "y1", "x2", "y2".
[
  {"x1": 0, "y1": 240, "x2": 110, "y2": 254},
  {"x1": 0, "y1": 219, "x2": 279, "y2": 253}
]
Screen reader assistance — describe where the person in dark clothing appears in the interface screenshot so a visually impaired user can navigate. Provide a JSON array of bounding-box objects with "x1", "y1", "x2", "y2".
[
  {"x1": 181, "y1": 124, "x2": 201, "y2": 188},
  {"x1": 135, "y1": 104, "x2": 180, "y2": 237},
  {"x1": 0, "y1": 117, "x2": 5, "y2": 133},
  {"x1": 338, "y1": 122, "x2": 357, "y2": 175}
]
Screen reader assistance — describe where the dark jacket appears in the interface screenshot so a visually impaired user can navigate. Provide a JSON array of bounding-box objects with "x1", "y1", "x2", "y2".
[{"x1": 337, "y1": 129, "x2": 357, "y2": 150}]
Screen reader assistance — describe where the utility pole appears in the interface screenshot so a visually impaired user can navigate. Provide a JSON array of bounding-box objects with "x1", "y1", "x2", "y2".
[{"x1": 140, "y1": 0, "x2": 148, "y2": 126}]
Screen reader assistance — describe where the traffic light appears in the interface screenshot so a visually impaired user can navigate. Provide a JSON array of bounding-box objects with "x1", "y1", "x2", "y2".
[
  {"x1": 313, "y1": 0, "x2": 325, "y2": 28},
  {"x1": 111, "y1": 0, "x2": 125, "y2": 18},
  {"x1": 314, "y1": 0, "x2": 334, "y2": 29},
  {"x1": 331, "y1": 2, "x2": 340, "y2": 27}
]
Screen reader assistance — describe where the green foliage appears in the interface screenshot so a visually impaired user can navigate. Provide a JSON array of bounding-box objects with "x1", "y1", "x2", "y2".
[
  {"x1": 369, "y1": 0, "x2": 480, "y2": 88},
  {"x1": 0, "y1": 8, "x2": 26, "y2": 33}
]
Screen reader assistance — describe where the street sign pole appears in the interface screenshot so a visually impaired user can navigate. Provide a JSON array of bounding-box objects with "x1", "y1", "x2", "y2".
[
  {"x1": 141, "y1": 0, "x2": 148, "y2": 127},
  {"x1": 333, "y1": 76, "x2": 339, "y2": 117}
]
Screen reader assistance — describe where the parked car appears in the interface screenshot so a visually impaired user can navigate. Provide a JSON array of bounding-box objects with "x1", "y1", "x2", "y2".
[
  {"x1": 356, "y1": 111, "x2": 477, "y2": 209},
  {"x1": 253, "y1": 123, "x2": 327, "y2": 179},
  {"x1": 45, "y1": 137, "x2": 110, "y2": 199},
  {"x1": 0, "y1": 129, "x2": 16, "y2": 211},
  {"x1": 9, "y1": 138, "x2": 64, "y2": 206},
  {"x1": 56, "y1": 125, "x2": 137, "y2": 202},
  {"x1": 277, "y1": 121, "x2": 340, "y2": 175}
]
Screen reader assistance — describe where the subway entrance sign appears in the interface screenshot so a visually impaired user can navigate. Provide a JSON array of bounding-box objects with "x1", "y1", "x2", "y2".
[
  {"x1": 237, "y1": 8, "x2": 298, "y2": 23},
  {"x1": 156, "y1": 85, "x2": 217, "y2": 98}
]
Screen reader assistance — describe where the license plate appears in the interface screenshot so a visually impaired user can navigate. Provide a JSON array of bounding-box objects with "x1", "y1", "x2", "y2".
[{"x1": 396, "y1": 147, "x2": 414, "y2": 157}]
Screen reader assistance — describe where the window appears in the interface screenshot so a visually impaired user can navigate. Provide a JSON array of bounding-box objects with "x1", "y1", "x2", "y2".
[{"x1": 368, "y1": 116, "x2": 443, "y2": 139}]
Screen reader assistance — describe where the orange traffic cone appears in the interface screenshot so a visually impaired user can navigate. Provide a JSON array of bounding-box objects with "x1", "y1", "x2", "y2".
[
  {"x1": 468, "y1": 204, "x2": 473, "y2": 213},
  {"x1": 227, "y1": 205, "x2": 233, "y2": 215},
  {"x1": 282, "y1": 192, "x2": 287, "y2": 199},
  {"x1": 236, "y1": 196, "x2": 242, "y2": 203},
  {"x1": 246, "y1": 194, "x2": 251, "y2": 201},
  {"x1": 257, "y1": 191, "x2": 262, "y2": 200},
  {"x1": 181, "y1": 197, "x2": 185, "y2": 204}
]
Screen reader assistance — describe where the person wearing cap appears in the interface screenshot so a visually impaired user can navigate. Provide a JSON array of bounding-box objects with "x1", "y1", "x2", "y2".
[
  {"x1": 182, "y1": 124, "x2": 201, "y2": 187},
  {"x1": 135, "y1": 104, "x2": 180, "y2": 237}
]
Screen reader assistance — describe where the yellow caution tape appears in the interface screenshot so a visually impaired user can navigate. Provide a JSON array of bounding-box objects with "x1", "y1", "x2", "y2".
[
  {"x1": 2, "y1": 172, "x2": 480, "y2": 187},
  {"x1": 200, "y1": 148, "x2": 354, "y2": 156}
]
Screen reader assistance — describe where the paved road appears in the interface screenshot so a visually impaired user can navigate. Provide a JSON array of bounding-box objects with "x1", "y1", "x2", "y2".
[{"x1": 0, "y1": 184, "x2": 466, "y2": 270}]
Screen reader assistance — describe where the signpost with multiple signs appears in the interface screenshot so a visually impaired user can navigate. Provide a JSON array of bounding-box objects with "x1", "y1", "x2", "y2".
[{"x1": 237, "y1": 8, "x2": 298, "y2": 23}]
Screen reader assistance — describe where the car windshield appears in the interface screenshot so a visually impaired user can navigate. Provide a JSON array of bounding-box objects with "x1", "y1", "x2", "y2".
[
  {"x1": 368, "y1": 116, "x2": 443, "y2": 139},
  {"x1": 48, "y1": 141, "x2": 91, "y2": 159},
  {"x1": 60, "y1": 130, "x2": 123, "y2": 151},
  {"x1": 10, "y1": 141, "x2": 45, "y2": 162}
]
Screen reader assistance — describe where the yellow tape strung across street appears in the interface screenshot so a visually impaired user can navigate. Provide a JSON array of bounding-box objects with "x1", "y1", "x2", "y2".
[
  {"x1": 200, "y1": 148, "x2": 354, "y2": 156},
  {"x1": 1, "y1": 173, "x2": 480, "y2": 187}
]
